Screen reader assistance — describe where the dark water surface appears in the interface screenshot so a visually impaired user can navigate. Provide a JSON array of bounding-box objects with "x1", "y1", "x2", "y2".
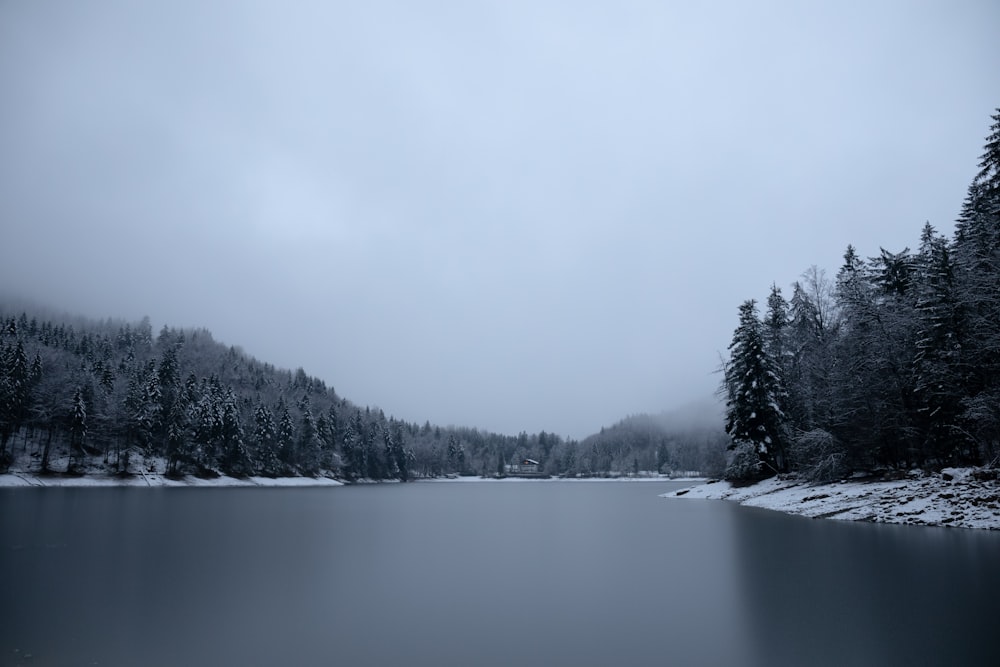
[{"x1": 2, "y1": 481, "x2": 998, "y2": 666}]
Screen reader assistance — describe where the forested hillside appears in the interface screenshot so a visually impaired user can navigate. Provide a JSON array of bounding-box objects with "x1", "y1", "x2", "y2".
[
  {"x1": 722, "y1": 109, "x2": 1000, "y2": 482},
  {"x1": 0, "y1": 303, "x2": 719, "y2": 479},
  {"x1": 574, "y1": 409, "x2": 728, "y2": 478}
]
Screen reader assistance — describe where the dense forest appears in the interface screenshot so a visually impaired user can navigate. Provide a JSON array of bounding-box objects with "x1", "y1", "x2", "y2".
[
  {"x1": 575, "y1": 409, "x2": 728, "y2": 479},
  {"x1": 723, "y1": 110, "x2": 1000, "y2": 483},
  {"x1": 0, "y1": 303, "x2": 723, "y2": 480}
]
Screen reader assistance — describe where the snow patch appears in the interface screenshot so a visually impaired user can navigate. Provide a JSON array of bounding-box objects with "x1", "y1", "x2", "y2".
[
  {"x1": 661, "y1": 468, "x2": 1000, "y2": 530},
  {"x1": 0, "y1": 473, "x2": 343, "y2": 488}
]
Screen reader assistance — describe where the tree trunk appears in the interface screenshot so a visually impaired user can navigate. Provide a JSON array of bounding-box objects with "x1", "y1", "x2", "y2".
[{"x1": 40, "y1": 429, "x2": 53, "y2": 473}]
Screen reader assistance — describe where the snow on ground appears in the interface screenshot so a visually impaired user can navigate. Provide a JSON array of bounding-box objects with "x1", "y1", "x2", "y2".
[
  {"x1": 661, "y1": 468, "x2": 1000, "y2": 530},
  {"x1": 0, "y1": 472, "x2": 343, "y2": 488},
  {"x1": 425, "y1": 474, "x2": 707, "y2": 483},
  {"x1": 0, "y1": 468, "x2": 698, "y2": 488},
  {"x1": 0, "y1": 449, "x2": 343, "y2": 488}
]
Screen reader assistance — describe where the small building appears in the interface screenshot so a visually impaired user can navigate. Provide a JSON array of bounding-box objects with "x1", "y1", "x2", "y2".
[{"x1": 506, "y1": 458, "x2": 540, "y2": 475}]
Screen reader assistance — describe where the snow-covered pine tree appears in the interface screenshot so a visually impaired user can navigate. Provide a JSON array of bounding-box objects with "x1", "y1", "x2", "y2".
[
  {"x1": 364, "y1": 417, "x2": 383, "y2": 479},
  {"x1": 317, "y1": 402, "x2": 340, "y2": 471},
  {"x1": 913, "y1": 223, "x2": 970, "y2": 464},
  {"x1": 723, "y1": 299, "x2": 788, "y2": 478},
  {"x1": 382, "y1": 421, "x2": 400, "y2": 479},
  {"x1": 252, "y1": 402, "x2": 280, "y2": 476},
  {"x1": 296, "y1": 394, "x2": 321, "y2": 474},
  {"x1": 189, "y1": 381, "x2": 221, "y2": 472},
  {"x1": 833, "y1": 244, "x2": 901, "y2": 467},
  {"x1": 786, "y1": 278, "x2": 830, "y2": 432},
  {"x1": 447, "y1": 434, "x2": 461, "y2": 473},
  {"x1": 0, "y1": 340, "x2": 32, "y2": 462},
  {"x1": 389, "y1": 419, "x2": 414, "y2": 481},
  {"x1": 219, "y1": 387, "x2": 248, "y2": 476},
  {"x1": 763, "y1": 284, "x2": 791, "y2": 413},
  {"x1": 276, "y1": 398, "x2": 296, "y2": 471},
  {"x1": 952, "y1": 109, "x2": 1000, "y2": 462},
  {"x1": 68, "y1": 386, "x2": 88, "y2": 471},
  {"x1": 974, "y1": 108, "x2": 1000, "y2": 193}
]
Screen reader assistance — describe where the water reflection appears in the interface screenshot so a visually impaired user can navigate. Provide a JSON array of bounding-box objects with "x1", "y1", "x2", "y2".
[
  {"x1": 730, "y1": 504, "x2": 1000, "y2": 667},
  {"x1": 3, "y1": 484, "x2": 998, "y2": 666}
]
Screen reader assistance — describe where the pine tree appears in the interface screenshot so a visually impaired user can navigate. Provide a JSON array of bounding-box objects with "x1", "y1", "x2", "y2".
[
  {"x1": 364, "y1": 418, "x2": 383, "y2": 479},
  {"x1": 723, "y1": 299, "x2": 789, "y2": 477},
  {"x1": 340, "y1": 411, "x2": 365, "y2": 480},
  {"x1": 913, "y1": 223, "x2": 969, "y2": 463},
  {"x1": 0, "y1": 340, "x2": 33, "y2": 460},
  {"x1": 390, "y1": 420, "x2": 414, "y2": 481},
  {"x1": 219, "y1": 388, "x2": 248, "y2": 476},
  {"x1": 123, "y1": 363, "x2": 158, "y2": 457},
  {"x1": 764, "y1": 285, "x2": 791, "y2": 422},
  {"x1": 252, "y1": 402, "x2": 280, "y2": 476},
  {"x1": 276, "y1": 398, "x2": 296, "y2": 471},
  {"x1": 319, "y1": 403, "x2": 340, "y2": 471},
  {"x1": 68, "y1": 386, "x2": 88, "y2": 472},
  {"x1": 447, "y1": 435, "x2": 461, "y2": 473},
  {"x1": 786, "y1": 279, "x2": 827, "y2": 431},
  {"x1": 952, "y1": 109, "x2": 1000, "y2": 461},
  {"x1": 833, "y1": 245, "x2": 915, "y2": 467},
  {"x1": 190, "y1": 382, "x2": 221, "y2": 472},
  {"x1": 974, "y1": 108, "x2": 1000, "y2": 193},
  {"x1": 383, "y1": 422, "x2": 400, "y2": 479},
  {"x1": 296, "y1": 395, "x2": 321, "y2": 474}
]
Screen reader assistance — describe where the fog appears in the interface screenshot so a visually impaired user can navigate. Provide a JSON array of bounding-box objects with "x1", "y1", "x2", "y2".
[{"x1": 1, "y1": 1, "x2": 997, "y2": 438}]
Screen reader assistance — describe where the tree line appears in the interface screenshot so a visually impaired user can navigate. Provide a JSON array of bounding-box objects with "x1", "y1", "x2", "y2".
[
  {"x1": 722, "y1": 109, "x2": 1000, "y2": 482},
  {"x1": 0, "y1": 305, "x2": 720, "y2": 480}
]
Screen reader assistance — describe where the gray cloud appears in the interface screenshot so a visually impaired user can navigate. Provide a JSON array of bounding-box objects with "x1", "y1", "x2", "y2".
[{"x1": 2, "y1": 0, "x2": 998, "y2": 438}]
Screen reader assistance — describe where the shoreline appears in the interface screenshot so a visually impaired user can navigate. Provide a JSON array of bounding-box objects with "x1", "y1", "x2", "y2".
[
  {"x1": 661, "y1": 467, "x2": 1000, "y2": 530},
  {"x1": 0, "y1": 470, "x2": 703, "y2": 489},
  {"x1": 0, "y1": 471, "x2": 344, "y2": 488},
  {"x1": 422, "y1": 474, "x2": 705, "y2": 483}
]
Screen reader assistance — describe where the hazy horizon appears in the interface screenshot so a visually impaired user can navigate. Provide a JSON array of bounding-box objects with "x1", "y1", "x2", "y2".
[{"x1": 2, "y1": 1, "x2": 997, "y2": 439}]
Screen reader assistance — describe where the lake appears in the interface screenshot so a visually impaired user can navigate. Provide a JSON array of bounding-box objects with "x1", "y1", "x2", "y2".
[{"x1": 2, "y1": 481, "x2": 998, "y2": 666}]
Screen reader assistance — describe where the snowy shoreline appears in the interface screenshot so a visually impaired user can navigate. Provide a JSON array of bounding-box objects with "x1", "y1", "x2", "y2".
[
  {"x1": 661, "y1": 468, "x2": 1000, "y2": 530},
  {"x1": 0, "y1": 470, "x2": 702, "y2": 489},
  {"x1": 0, "y1": 471, "x2": 344, "y2": 488},
  {"x1": 424, "y1": 474, "x2": 706, "y2": 483}
]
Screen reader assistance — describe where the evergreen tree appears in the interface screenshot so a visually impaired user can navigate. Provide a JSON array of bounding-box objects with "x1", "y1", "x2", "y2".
[
  {"x1": 723, "y1": 299, "x2": 788, "y2": 477},
  {"x1": 0, "y1": 340, "x2": 33, "y2": 461},
  {"x1": 655, "y1": 440, "x2": 670, "y2": 474},
  {"x1": 252, "y1": 402, "x2": 280, "y2": 476},
  {"x1": 974, "y1": 109, "x2": 1000, "y2": 193},
  {"x1": 219, "y1": 387, "x2": 249, "y2": 476},
  {"x1": 383, "y1": 422, "x2": 400, "y2": 479},
  {"x1": 952, "y1": 110, "x2": 1000, "y2": 462},
  {"x1": 833, "y1": 245, "x2": 914, "y2": 467},
  {"x1": 340, "y1": 411, "x2": 365, "y2": 479},
  {"x1": 764, "y1": 285, "x2": 789, "y2": 366},
  {"x1": 447, "y1": 435, "x2": 461, "y2": 473},
  {"x1": 276, "y1": 398, "x2": 296, "y2": 470},
  {"x1": 122, "y1": 363, "x2": 158, "y2": 457},
  {"x1": 786, "y1": 280, "x2": 823, "y2": 431},
  {"x1": 68, "y1": 386, "x2": 88, "y2": 472},
  {"x1": 190, "y1": 381, "x2": 221, "y2": 471},
  {"x1": 912, "y1": 223, "x2": 969, "y2": 463},
  {"x1": 391, "y1": 420, "x2": 414, "y2": 481},
  {"x1": 763, "y1": 285, "x2": 791, "y2": 425},
  {"x1": 364, "y1": 418, "x2": 383, "y2": 479},
  {"x1": 296, "y1": 395, "x2": 321, "y2": 474},
  {"x1": 318, "y1": 403, "x2": 340, "y2": 470}
]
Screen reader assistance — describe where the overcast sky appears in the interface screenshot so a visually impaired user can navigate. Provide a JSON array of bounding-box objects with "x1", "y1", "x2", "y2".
[{"x1": 1, "y1": 1, "x2": 997, "y2": 439}]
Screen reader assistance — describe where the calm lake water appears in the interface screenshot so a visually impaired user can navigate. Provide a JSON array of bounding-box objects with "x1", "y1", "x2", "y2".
[{"x1": 2, "y1": 481, "x2": 998, "y2": 666}]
